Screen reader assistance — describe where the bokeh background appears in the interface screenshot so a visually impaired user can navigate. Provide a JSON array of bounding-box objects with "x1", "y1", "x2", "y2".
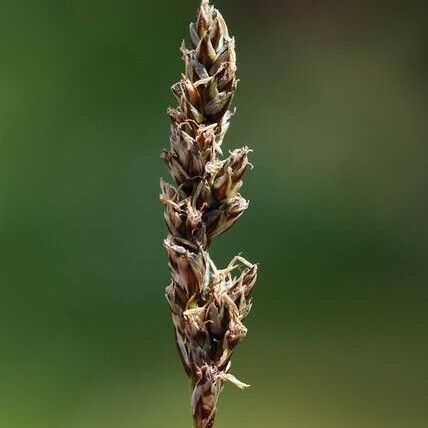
[{"x1": 1, "y1": 0, "x2": 427, "y2": 427}]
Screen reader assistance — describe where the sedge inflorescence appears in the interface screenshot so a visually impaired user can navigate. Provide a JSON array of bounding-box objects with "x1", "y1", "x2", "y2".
[{"x1": 160, "y1": 2, "x2": 258, "y2": 427}]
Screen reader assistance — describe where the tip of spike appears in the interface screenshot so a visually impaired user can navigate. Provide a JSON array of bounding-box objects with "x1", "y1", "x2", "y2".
[{"x1": 200, "y1": 0, "x2": 210, "y2": 10}]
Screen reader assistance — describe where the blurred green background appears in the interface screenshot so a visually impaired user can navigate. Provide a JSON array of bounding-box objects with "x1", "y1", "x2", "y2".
[{"x1": 1, "y1": 0, "x2": 427, "y2": 427}]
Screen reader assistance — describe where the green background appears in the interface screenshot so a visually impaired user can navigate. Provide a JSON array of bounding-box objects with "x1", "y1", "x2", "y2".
[{"x1": 1, "y1": 1, "x2": 427, "y2": 427}]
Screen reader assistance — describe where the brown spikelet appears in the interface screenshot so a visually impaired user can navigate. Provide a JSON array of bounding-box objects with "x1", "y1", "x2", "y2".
[{"x1": 161, "y1": 1, "x2": 258, "y2": 427}]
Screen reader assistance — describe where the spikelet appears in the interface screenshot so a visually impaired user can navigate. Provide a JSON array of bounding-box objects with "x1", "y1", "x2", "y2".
[{"x1": 161, "y1": 2, "x2": 258, "y2": 427}]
